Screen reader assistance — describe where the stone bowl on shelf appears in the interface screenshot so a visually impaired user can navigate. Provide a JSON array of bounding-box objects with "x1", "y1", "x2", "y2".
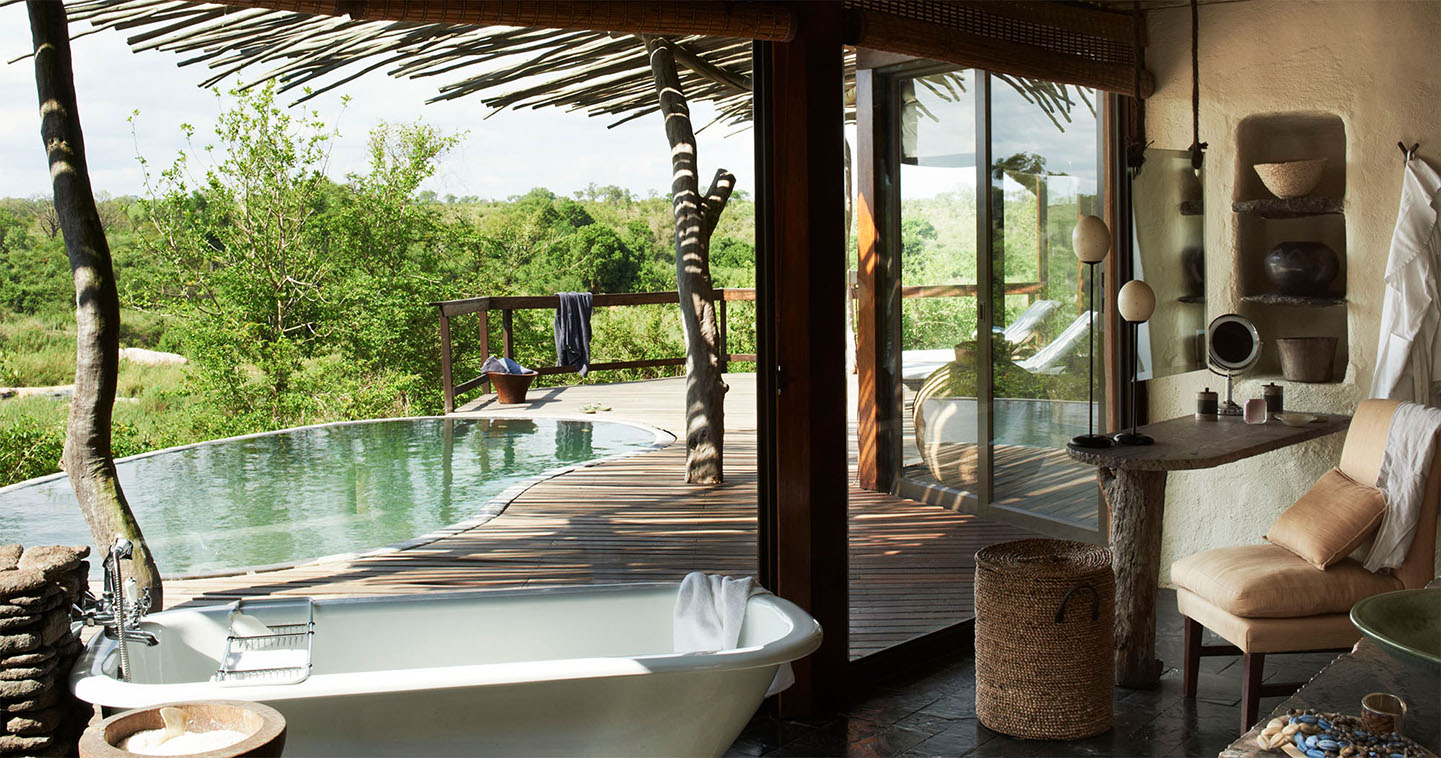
[
  {"x1": 1263, "y1": 241, "x2": 1339, "y2": 296},
  {"x1": 1277, "y1": 336, "x2": 1337, "y2": 382},
  {"x1": 1253, "y1": 158, "x2": 1327, "y2": 199}
]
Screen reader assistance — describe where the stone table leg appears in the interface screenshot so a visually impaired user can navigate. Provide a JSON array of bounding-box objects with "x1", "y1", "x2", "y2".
[{"x1": 1099, "y1": 465, "x2": 1168, "y2": 688}]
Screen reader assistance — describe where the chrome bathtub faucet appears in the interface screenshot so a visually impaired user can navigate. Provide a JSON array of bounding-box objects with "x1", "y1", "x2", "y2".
[{"x1": 73, "y1": 537, "x2": 158, "y2": 682}]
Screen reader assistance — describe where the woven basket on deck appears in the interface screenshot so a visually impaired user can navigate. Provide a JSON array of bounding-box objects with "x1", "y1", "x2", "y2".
[{"x1": 975, "y1": 538, "x2": 1115, "y2": 740}]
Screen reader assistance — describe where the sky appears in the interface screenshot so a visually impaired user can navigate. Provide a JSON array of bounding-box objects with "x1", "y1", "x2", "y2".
[
  {"x1": 0, "y1": 9, "x2": 1096, "y2": 204},
  {"x1": 0, "y1": 5, "x2": 757, "y2": 201}
]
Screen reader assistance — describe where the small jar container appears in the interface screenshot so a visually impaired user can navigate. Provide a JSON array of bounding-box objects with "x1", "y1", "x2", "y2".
[
  {"x1": 1262, "y1": 383, "x2": 1284, "y2": 415},
  {"x1": 1196, "y1": 388, "x2": 1219, "y2": 420}
]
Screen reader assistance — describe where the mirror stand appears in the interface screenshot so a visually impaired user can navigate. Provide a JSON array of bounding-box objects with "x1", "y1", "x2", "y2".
[{"x1": 1215, "y1": 368, "x2": 1243, "y2": 416}]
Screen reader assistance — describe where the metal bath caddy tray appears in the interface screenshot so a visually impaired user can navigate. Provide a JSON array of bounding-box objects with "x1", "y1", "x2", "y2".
[{"x1": 214, "y1": 597, "x2": 315, "y2": 686}]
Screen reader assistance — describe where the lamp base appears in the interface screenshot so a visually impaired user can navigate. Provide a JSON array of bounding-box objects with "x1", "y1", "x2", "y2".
[
  {"x1": 1069, "y1": 433, "x2": 1114, "y2": 449},
  {"x1": 1113, "y1": 431, "x2": 1155, "y2": 446},
  {"x1": 1219, "y1": 401, "x2": 1244, "y2": 416}
]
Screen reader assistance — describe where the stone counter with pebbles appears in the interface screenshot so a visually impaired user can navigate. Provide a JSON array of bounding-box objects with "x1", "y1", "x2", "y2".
[
  {"x1": 0, "y1": 544, "x2": 90, "y2": 757},
  {"x1": 1223, "y1": 581, "x2": 1440, "y2": 758}
]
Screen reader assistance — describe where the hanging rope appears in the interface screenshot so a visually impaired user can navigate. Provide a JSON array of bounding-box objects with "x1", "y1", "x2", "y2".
[
  {"x1": 1126, "y1": 0, "x2": 1148, "y2": 175},
  {"x1": 1188, "y1": 0, "x2": 1208, "y2": 173}
]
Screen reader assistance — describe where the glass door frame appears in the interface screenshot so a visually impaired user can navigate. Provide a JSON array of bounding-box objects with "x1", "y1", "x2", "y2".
[{"x1": 855, "y1": 56, "x2": 1120, "y2": 543}]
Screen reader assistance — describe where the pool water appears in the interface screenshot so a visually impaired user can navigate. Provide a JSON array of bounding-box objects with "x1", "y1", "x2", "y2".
[{"x1": 0, "y1": 418, "x2": 660, "y2": 577}]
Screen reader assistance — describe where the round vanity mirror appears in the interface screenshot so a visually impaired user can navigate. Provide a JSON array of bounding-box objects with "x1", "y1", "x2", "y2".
[
  {"x1": 1208, "y1": 314, "x2": 1261, "y2": 372},
  {"x1": 1207, "y1": 314, "x2": 1260, "y2": 416}
]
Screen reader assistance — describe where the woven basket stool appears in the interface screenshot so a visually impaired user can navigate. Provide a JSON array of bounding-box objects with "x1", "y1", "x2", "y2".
[{"x1": 974, "y1": 538, "x2": 1115, "y2": 740}]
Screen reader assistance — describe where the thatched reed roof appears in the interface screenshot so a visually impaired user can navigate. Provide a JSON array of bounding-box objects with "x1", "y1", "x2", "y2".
[{"x1": 47, "y1": 0, "x2": 1092, "y2": 132}]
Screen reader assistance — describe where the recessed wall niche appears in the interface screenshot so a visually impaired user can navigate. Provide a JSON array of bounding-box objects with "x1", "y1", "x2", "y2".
[{"x1": 1231, "y1": 112, "x2": 1348, "y2": 381}]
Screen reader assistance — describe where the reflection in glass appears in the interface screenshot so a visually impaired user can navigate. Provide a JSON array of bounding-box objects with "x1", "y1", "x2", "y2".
[
  {"x1": 988, "y1": 79, "x2": 1103, "y2": 530},
  {"x1": 896, "y1": 69, "x2": 1105, "y2": 533},
  {"x1": 1132, "y1": 149, "x2": 1206, "y2": 378},
  {"x1": 899, "y1": 71, "x2": 981, "y2": 485}
]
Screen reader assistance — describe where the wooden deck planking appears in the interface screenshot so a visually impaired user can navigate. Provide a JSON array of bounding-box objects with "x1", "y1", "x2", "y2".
[{"x1": 163, "y1": 375, "x2": 1040, "y2": 659}]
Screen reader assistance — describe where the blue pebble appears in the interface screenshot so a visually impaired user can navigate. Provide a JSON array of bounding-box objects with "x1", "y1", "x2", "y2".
[
  {"x1": 1306, "y1": 735, "x2": 1320, "y2": 748},
  {"x1": 1296, "y1": 734, "x2": 1309, "y2": 749},
  {"x1": 1306, "y1": 750, "x2": 1326, "y2": 758},
  {"x1": 1318, "y1": 739, "x2": 1340, "y2": 751},
  {"x1": 1355, "y1": 731, "x2": 1370, "y2": 738},
  {"x1": 1299, "y1": 715, "x2": 1320, "y2": 724},
  {"x1": 1390, "y1": 754, "x2": 1404, "y2": 758},
  {"x1": 1319, "y1": 718, "x2": 1333, "y2": 730}
]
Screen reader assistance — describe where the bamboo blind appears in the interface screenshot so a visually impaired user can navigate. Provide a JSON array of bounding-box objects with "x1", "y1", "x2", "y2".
[{"x1": 845, "y1": 0, "x2": 1151, "y2": 96}]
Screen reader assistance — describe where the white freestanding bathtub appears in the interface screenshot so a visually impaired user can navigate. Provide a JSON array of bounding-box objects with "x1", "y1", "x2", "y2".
[{"x1": 71, "y1": 583, "x2": 822, "y2": 757}]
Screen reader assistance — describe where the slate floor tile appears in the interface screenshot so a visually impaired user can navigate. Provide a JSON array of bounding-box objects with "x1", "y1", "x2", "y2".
[
  {"x1": 906, "y1": 719, "x2": 994, "y2": 756},
  {"x1": 733, "y1": 590, "x2": 1247, "y2": 757}
]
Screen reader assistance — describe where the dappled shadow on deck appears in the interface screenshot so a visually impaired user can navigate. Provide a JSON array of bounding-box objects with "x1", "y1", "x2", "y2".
[{"x1": 166, "y1": 376, "x2": 1039, "y2": 659}]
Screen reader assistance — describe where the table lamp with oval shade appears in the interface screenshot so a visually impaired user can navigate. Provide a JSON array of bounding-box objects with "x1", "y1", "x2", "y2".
[
  {"x1": 1115, "y1": 279, "x2": 1156, "y2": 445},
  {"x1": 1069, "y1": 215, "x2": 1113, "y2": 450}
]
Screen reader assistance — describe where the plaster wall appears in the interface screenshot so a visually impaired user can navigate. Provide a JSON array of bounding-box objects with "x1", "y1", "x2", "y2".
[{"x1": 1141, "y1": 0, "x2": 1441, "y2": 583}]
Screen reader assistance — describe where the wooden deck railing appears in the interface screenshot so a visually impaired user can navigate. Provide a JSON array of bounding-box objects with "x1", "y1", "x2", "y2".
[
  {"x1": 433, "y1": 289, "x2": 758, "y2": 412},
  {"x1": 434, "y1": 280, "x2": 1044, "y2": 412}
]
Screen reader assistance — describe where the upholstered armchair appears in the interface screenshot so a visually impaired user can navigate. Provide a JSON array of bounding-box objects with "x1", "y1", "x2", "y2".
[{"x1": 1170, "y1": 399, "x2": 1441, "y2": 732}]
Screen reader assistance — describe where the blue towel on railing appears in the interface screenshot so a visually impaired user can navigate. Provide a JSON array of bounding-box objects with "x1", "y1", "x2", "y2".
[{"x1": 554, "y1": 292, "x2": 593, "y2": 377}]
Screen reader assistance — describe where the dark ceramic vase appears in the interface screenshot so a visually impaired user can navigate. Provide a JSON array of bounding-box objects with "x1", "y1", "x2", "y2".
[{"x1": 1263, "y1": 241, "x2": 1339, "y2": 296}]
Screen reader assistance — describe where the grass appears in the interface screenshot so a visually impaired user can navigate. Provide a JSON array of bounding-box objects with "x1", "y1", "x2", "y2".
[{"x1": 0, "y1": 308, "x2": 195, "y2": 486}]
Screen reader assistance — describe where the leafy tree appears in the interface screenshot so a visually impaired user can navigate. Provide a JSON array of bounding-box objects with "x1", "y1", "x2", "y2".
[
  {"x1": 548, "y1": 225, "x2": 643, "y2": 293},
  {"x1": 136, "y1": 84, "x2": 458, "y2": 427},
  {"x1": 553, "y1": 198, "x2": 595, "y2": 230}
]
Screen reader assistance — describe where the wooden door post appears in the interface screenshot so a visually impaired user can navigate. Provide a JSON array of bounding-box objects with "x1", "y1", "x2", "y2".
[{"x1": 757, "y1": 1, "x2": 848, "y2": 717}]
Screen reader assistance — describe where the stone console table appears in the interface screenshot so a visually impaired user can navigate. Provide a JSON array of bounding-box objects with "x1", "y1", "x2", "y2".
[
  {"x1": 1221, "y1": 594, "x2": 1440, "y2": 757},
  {"x1": 1066, "y1": 413, "x2": 1351, "y2": 688}
]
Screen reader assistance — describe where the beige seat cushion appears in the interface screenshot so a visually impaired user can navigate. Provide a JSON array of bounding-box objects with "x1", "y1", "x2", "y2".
[
  {"x1": 1265, "y1": 467, "x2": 1387, "y2": 569},
  {"x1": 1171, "y1": 543, "x2": 1402, "y2": 618}
]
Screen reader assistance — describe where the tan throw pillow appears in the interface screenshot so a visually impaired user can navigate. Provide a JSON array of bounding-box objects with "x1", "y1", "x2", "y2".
[{"x1": 1265, "y1": 467, "x2": 1387, "y2": 570}]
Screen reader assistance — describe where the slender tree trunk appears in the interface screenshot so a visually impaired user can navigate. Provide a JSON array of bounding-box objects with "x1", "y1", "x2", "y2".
[
  {"x1": 644, "y1": 36, "x2": 733, "y2": 484},
  {"x1": 28, "y1": 1, "x2": 162, "y2": 607}
]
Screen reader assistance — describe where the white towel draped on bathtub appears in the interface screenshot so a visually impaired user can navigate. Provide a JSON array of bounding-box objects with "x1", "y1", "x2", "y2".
[{"x1": 674, "y1": 572, "x2": 794, "y2": 696}]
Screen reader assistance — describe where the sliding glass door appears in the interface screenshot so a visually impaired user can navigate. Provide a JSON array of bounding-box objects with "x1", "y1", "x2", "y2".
[{"x1": 891, "y1": 65, "x2": 1106, "y2": 540}]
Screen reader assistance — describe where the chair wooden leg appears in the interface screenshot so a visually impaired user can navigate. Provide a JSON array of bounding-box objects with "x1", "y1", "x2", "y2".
[
  {"x1": 1241, "y1": 652, "x2": 1266, "y2": 732},
  {"x1": 1183, "y1": 616, "x2": 1202, "y2": 699}
]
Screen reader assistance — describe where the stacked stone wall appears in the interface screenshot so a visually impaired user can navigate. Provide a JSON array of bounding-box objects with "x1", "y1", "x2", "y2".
[{"x1": 0, "y1": 545, "x2": 90, "y2": 757}]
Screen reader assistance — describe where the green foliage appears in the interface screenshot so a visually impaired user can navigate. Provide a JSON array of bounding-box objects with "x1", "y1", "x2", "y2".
[
  {"x1": 547, "y1": 225, "x2": 644, "y2": 293},
  {"x1": 0, "y1": 86, "x2": 762, "y2": 480},
  {"x1": 132, "y1": 85, "x2": 463, "y2": 432},
  {"x1": 0, "y1": 416, "x2": 63, "y2": 486},
  {"x1": 923, "y1": 334, "x2": 1048, "y2": 400}
]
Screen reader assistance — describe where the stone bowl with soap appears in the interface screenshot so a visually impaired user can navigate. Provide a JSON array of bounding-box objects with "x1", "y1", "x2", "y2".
[{"x1": 79, "y1": 701, "x2": 286, "y2": 758}]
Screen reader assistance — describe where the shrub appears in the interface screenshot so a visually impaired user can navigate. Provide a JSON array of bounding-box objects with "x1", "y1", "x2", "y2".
[{"x1": 0, "y1": 416, "x2": 64, "y2": 487}]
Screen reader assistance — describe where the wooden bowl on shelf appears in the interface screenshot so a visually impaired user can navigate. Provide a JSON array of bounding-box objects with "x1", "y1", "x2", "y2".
[{"x1": 1253, "y1": 158, "x2": 1327, "y2": 199}]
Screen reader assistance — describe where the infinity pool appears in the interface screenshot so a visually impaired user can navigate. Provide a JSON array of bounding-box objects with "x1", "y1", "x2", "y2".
[{"x1": 0, "y1": 417, "x2": 663, "y2": 577}]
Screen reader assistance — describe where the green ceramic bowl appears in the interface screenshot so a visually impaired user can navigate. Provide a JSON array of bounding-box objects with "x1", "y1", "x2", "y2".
[{"x1": 1350, "y1": 588, "x2": 1441, "y2": 671}]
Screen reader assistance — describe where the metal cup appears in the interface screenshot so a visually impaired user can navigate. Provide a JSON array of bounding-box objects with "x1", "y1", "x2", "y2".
[{"x1": 1361, "y1": 692, "x2": 1407, "y2": 736}]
